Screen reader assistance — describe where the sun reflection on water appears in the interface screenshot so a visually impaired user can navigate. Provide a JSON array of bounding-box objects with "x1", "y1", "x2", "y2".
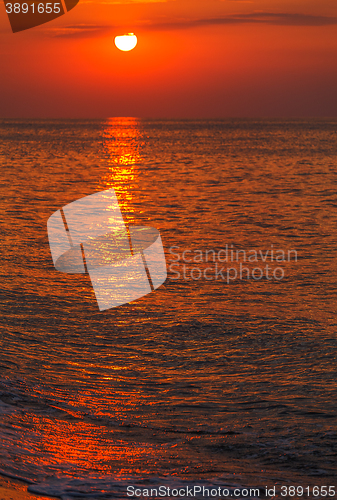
[{"x1": 100, "y1": 118, "x2": 145, "y2": 225}]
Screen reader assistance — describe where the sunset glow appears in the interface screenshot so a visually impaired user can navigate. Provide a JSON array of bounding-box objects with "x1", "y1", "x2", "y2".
[{"x1": 0, "y1": 0, "x2": 336, "y2": 117}]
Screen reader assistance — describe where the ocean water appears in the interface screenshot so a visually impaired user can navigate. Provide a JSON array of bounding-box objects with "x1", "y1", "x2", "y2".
[{"x1": 0, "y1": 118, "x2": 336, "y2": 499}]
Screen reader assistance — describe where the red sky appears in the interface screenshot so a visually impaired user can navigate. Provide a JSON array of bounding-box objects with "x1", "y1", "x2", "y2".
[{"x1": 0, "y1": 0, "x2": 336, "y2": 118}]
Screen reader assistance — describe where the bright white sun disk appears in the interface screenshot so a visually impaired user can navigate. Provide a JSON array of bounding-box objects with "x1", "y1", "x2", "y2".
[{"x1": 114, "y1": 33, "x2": 138, "y2": 52}]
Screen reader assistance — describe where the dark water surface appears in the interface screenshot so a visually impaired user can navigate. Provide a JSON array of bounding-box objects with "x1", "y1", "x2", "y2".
[{"x1": 0, "y1": 119, "x2": 336, "y2": 499}]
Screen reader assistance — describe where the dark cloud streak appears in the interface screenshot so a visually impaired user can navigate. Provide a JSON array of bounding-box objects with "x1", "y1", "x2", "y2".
[
  {"x1": 47, "y1": 12, "x2": 337, "y2": 38},
  {"x1": 46, "y1": 24, "x2": 114, "y2": 38},
  {"x1": 156, "y1": 12, "x2": 337, "y2": 30}
]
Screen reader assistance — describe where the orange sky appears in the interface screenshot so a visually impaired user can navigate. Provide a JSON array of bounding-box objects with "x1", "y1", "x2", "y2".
[{"x1": 0, "y1": 0, "x2": 336, "y2": 117}]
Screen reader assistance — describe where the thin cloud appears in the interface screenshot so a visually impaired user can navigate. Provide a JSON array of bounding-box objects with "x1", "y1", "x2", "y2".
[
  {"x1": 46, "y1": 24, "x2": 113, "y2": 37},
  {"x1": 155, "y1": 12, "x2": 337, "y2": 30},
  {"x1": 46, "y1": 12, "x2": 337, "y2": 38}
]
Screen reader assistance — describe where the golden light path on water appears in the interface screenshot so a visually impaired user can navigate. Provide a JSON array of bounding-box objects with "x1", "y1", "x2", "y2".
[{"x1": 100, "y1": 117, "x2": 145, "y2": 227}]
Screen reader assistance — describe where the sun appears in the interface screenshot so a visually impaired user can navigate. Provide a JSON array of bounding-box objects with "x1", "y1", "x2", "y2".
[{"x1": 114, "y1": 33, "x2": 138, "y2": 52}]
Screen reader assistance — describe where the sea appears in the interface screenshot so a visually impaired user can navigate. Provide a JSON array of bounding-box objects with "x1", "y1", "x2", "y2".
[{"x1": 0, "y1": 119, "x2": 336, "y2": 500}]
